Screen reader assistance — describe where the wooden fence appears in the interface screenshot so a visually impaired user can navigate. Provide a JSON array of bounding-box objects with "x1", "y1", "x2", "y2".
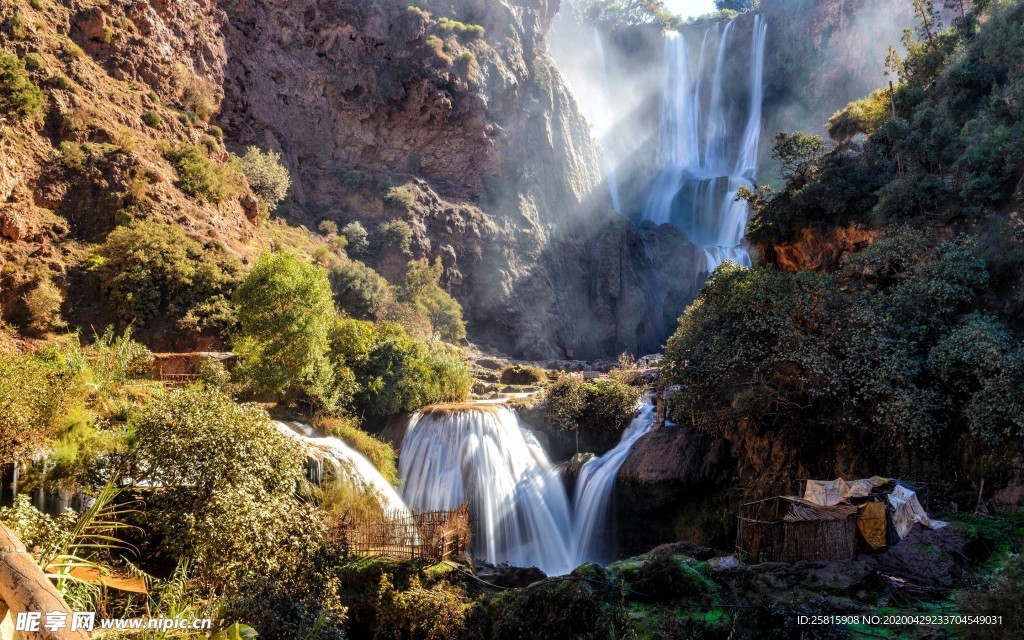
[{"x1": 332, "y1": 504, "x2": 471, "y2": 562}]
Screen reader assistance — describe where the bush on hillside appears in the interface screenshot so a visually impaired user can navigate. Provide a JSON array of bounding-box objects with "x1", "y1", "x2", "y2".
[
  {"x1": 399, "y1": 258, "x2": 466, "y2": 341},
  {"x1": 342, "y1": 222, "x2": 370, "y2": 259},
  {"x1": 92, "y1": 221, "x2": 242, "y2": 335},
  {"x1": 0, "y1": 52, "x2": 44, "y2": 122},
  {"x1": 165, "y1": 143, "x2": 243, "y2": 203},
  {"x1": 371, "y1": 220, "x2": 414, "y2": 257},
  {"x1": 23, "y1": 276, "x2": 65, "y2": 335},
  {"x1": 233, "y1": 146, "x2": 291, "y2": 211},
  {"x1": 329, "y1": 257, "x2": 395, "y2": 320}
]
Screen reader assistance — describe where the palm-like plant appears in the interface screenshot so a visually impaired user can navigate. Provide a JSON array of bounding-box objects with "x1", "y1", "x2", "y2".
[{"x1": 39, "y1": 481, "x2": 142, "y2": 605}]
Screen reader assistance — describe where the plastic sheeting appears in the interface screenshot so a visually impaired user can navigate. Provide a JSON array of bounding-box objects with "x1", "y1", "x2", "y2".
[
  {"x1": 887, "y1": 484, "x2": 947, "y2": 539},
  {"x1": 804, "y1": 476, "x2": 889, "y2": 507}
]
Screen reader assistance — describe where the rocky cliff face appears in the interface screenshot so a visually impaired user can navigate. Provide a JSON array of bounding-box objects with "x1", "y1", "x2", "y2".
[{"x1": 208, "y1": 0, "x2": 699, "y2": 358}]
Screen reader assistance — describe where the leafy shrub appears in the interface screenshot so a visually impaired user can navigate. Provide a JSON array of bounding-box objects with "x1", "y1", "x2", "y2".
[
  {"x1": 165, "y1": 143, "x2": 243, "y2": 203},
  {"x1": 329, "y1": 258, "x2": 395, "y2": 320},
  {"x1": 318, "y1": 219, "x2": 338, "y2": 237},
  {"x1": 331, "y1": 319, "x2": 471, "y2": 417},
  {"x1": 130, "y1": 388, "x2": 313, "y2": 589},
  {"x1": 500, "y1": 365, "x2": 547, "y2": 385},
  {"x1": 375, "y1": 573, "x2": 469, "y2": 640},
  {"x1": 0, "y1": 352, "x2": 80, "y2": 461},
  {"x1": 371, "y1": 220, "x2": 414, "y2": 257},
  {"x1": 141, "y1": 110, "x2": 162, "y2": 128},
  {"x1": 232, "y1": 146, "x2": 291, "y2": 211},
  {"x1": 342, "y1": 221, "x2": 370, "y2": 259},
  {"x1": 23, "y1": 275, "x2": 65, "y2": 335},
  {"x1": 233, "y1": 252, "x2": 339, "y2": 411},
  {"x1": 92, "y1": 221, "x2": 242, "y2": 334},
  {"x1": 663, "y1": 226, "x2": 1018, "y2": 477},
  {"x1": 398, "y1": 258, "x2": 466, "y2": 341},
  {"x1": 545, "y1": 377, "x2": 638, "y2": 451},
  {"x1": 0, "y1": 52, "x2": 44, "y2": 122},
  {"x1": 0, "y1": 495, "x2": 76, "y2": 556}
]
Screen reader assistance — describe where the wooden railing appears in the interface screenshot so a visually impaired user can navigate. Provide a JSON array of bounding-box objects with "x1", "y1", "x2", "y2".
[{"x1": 332, "y1": 504, "x2": 471, "y2": 562}]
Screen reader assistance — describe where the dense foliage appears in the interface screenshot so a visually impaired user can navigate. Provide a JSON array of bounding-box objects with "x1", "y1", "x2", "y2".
[
  {"x1": 398, "y1": 258, "x2": 467, "y2": 341},
  {"x1": 331, "y1": 318, "x2": 471, "y2": 417},
  {"x1": 546, "y1": 376, "x2": 641, "y2": 452},
  {"x1": 0, "y1": 351, "x2": 79, "y2": 460},
  {"x1": 233, "y1": 251, "x2": 339, "y2": 411},
  {"x1": 129, "y1": 388, "x2": 313, "y2": 587},
  {"x1": 92, "y1": 221, "x2": 242, "y2": 335},
  {"x1": 663, "y1": 228, "x2": 1024, "y2": 478},
  {"x1": 232, "y1": 146, "x2": 291, "y2": 211}
]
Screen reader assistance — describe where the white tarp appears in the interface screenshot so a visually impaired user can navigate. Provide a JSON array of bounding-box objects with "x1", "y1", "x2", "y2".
[
  {"x1": 804, "y1": 477, "x2": 947, "y2": 539},
  {"x1": 804, "y1": 477, "x2": 889, "y2": 507},
  {"x1": 887, "y1": 484, "x2": 947, "y2": 539}
]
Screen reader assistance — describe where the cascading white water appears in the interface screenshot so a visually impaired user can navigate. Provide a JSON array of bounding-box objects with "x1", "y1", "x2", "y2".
[
  {"x1": 571, "y1": 400, "x2": 656, "y2": 565},
  {"x1": 592, "y1": 28, "x2": 623, "y2": 212},
  {"x1": 274, "y1": 421, "x2": 409, "y2": 514},
  {"x1": 643, "y1": 15, "x2": 768, "y2": 272},
  {"x1": 398, "y1": 406, "x2": 576, "y2": 575}
]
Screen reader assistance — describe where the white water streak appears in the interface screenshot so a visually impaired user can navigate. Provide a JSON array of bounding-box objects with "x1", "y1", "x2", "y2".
[{"x1": 643, "y1": 15, "x2": 768, "y2": 271}]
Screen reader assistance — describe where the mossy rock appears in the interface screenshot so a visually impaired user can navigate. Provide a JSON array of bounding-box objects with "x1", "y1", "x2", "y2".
[
  {"x1": 632, "y1": 552, "x2": 714, "y2": 603},
  {"x1": 472, "y1": 563, "x2": 628, "y2": 640}
]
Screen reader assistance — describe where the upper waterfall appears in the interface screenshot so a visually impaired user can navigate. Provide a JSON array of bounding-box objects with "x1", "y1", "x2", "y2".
[{"x1": 643, "y1": 15, "x2": 768, "y2": 271}]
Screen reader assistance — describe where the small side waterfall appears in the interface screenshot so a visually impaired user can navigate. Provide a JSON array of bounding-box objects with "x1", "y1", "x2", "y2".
[
  {"x1": 571, "y1": 401, "x2": 656, "y2": 565},
  {"x1": 643, "y1": 15, "x2": 768, "y2": 272},
  {"x1": 593, "y1": 28, "x2": 623, "y2": 212},
  {"x1": 399, "y1": 405, "x2": 576, "y2": 575},
  {"x1": 274, "y1": 421, "x2": 409, "y2": 514}
]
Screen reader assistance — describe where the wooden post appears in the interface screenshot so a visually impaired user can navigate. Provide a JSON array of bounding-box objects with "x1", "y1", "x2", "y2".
[{"x1": 0, "y1": 524, "x2": 90, "y2": 640}]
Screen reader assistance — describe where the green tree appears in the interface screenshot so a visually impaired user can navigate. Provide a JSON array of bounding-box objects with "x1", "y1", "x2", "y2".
[
  {"x1": 398, "y1": 258, "x2": 467, "y2": 341},
  {"x1": 233, "y1": 252, "x2": 338, "y2": 411},
  {"x1": 330, "y1": 319, "x2": 470, "y2": 417},
  {"x1": 342, "y1": 222, "x2": 370, "y2": 260},
  {"x1": 714, "y1": 0, "x2": 757, "y2": 11},
  {"x1": 329, "y1": 258, "x2": 395, "y2": 320},
  {"x1": 129, "y1": 388, "x2": 316, "y2": 588},
  {"x1": 233, "y1": 146, "x2": 291, "y2": 211},
  {"x1": 0, "y1": 353, "x2": 80, "y2": 462}
]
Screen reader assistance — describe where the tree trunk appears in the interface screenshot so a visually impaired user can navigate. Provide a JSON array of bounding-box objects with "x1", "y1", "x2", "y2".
[{"x1": 0, "y1": 524, "x2": 90, "y2": 640}]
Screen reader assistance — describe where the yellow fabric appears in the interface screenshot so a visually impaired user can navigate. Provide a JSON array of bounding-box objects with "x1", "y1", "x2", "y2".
[{"x1": 856, "y1": 501, "x2": 888, "y2": 550}]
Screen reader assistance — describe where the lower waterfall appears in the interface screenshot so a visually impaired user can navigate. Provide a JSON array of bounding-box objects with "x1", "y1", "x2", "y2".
[
  {"x1": 399, "y1": 406, "x2": 576, "y2": 575},
  {"x1": 398, "y1": 400, "x2": 657, "y2": 574}
]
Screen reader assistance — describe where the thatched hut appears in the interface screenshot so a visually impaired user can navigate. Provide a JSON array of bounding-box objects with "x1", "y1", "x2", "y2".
[{"x1": 736, "y1": 496, "x2": 858, "y2": 563}]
